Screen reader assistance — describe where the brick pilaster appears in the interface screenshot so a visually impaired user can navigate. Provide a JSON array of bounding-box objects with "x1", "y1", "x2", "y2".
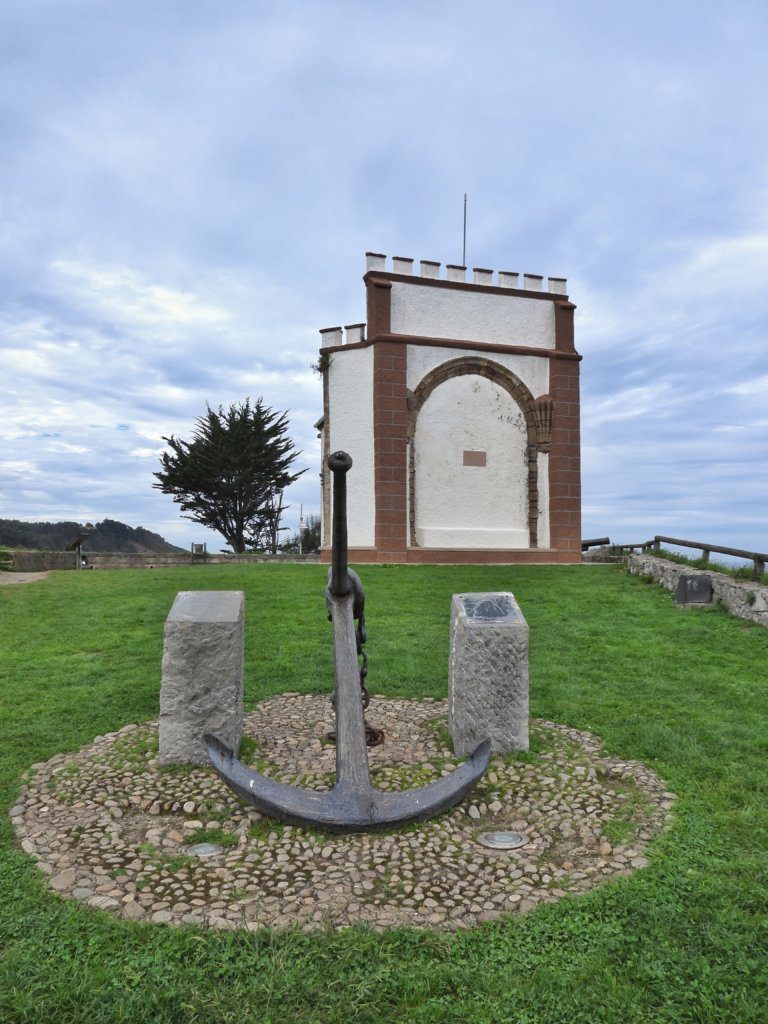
[
  {"x1": 373, "y1": 341, "x2": 409, "y2": 561},
  {"x1": 548, "y1": 355, "x2": 581, "y2": 556}
]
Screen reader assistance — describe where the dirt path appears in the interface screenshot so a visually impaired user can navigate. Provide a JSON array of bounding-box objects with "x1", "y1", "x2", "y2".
[{"x1": 0, "y1": 571, "x2": 50, "y2": 586}]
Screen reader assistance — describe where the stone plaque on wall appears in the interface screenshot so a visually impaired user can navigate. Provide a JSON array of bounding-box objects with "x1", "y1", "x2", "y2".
[
  {"x1": 462, "y1": 450, "x2": 487, "y2": 467},
  {"x1": 674, "y1": 575, "x2": 713, "y2": 606}
]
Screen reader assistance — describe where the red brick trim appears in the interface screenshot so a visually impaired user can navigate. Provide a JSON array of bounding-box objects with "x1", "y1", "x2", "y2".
[
  {"x1": 373, "y1": 339, "x2": 409, "y2": 559},
  {"x1": 366, "y1": 278, "x2": 408, "y2": 557},
  {"x1": 366, "y1": 278, "x2": 392, "y2": 338},
  {"x1": 364, "y1": 269, "x2": 568, "y2": 302},
  {"x1": 547, "y1": 357, "x2": 581, "y2": 555},
  {"x1": 554, "y1": 301, "x2": 577, "y2": 353},
  {"x1": 321, "y1": 547, "x2": 580, "y2": 565},
  {"x1": 321, "y1": 334, "x2": 581, "y2": 363},
  {"x1": 401, "y1": 547, "x2": 578, "y2": 564}
]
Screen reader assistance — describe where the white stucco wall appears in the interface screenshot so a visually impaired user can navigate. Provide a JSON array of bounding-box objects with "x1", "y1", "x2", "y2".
[
  {"x1": 391, "y1": 282, "x2": 556, "y2": 348},
  {"x1": 327, "y1": 347, "x2": 375, "y2": 547},
  {"x1": 406, "y1": 344, "x2": 550, "y2": 399},
  {"x1": 414, "y1": 375, "x2": 529, "y2": 548}
]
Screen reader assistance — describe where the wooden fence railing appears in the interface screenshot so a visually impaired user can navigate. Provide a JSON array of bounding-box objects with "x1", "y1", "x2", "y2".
[{"x1": 610, "y1": 535, "x2": 766, "y2": 580}]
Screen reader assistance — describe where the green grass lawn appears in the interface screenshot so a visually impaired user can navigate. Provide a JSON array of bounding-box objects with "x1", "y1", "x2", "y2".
[{"x1": 1, "y1": 563, "x2": 766, "y2": 1023}]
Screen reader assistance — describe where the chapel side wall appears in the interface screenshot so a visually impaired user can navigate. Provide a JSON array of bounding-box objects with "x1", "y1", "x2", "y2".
[{"x1": 326, "y1": 346, "x2": 375, "y2": 548}]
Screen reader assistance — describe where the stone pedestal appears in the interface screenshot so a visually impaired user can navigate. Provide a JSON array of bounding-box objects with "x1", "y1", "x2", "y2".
[
  {"x1": 448, "y1": 592, "x2": 529, "y2": 756},
  {"x1": 159, "y1": 591, "x2": 244, "y2": 765}
]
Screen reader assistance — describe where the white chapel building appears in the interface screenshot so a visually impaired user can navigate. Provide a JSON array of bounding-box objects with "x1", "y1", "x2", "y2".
[{"x1": 316, "y1": 253, "x2": 582, "y2": 564}]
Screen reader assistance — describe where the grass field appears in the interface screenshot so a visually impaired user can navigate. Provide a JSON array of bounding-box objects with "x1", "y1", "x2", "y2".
[{"x1": 1, "y1": 563, "x2": 766, "y2": 1023}]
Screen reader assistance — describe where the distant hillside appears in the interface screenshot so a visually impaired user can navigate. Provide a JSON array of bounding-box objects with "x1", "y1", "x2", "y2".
[{"x1": 0, "y1": 518, "x2": 186, "y2": 554}]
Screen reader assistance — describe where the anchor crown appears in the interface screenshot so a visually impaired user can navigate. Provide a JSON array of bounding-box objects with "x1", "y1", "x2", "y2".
[{"x1": 328, "y1": 451, "x2": 352, "y2": 473}]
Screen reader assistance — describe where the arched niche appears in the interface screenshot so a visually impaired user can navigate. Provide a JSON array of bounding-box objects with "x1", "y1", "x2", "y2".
[{"x1": 407, "y1": 357, "x2": 552, "y2": 549}]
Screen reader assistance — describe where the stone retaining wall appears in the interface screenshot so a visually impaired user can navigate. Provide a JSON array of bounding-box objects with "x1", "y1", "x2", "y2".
[
  {"x1": 7, "y1": 550, "x2": 77, "y2": 572},
  {"x1": 582, "y1": 546, "x2": 622, "y2": 564},
  {"x1": 3, "y1": 550, "x2": 320, "y2": 571},
  {"x1": 86, "y1": 553, "x2": 320, "y2": 569},
  {"x1": 626, "y1": 554, "x2": 768, "y2": 628}
]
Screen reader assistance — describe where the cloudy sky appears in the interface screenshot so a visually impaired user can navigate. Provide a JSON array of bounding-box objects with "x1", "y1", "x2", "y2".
[{"x1": 2, "y1": 1, "x2": 766, "y2": 555}]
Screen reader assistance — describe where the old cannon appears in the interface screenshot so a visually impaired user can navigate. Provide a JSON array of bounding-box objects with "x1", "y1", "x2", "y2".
[{"x1": 205, "y1": 451, "x2": 490, "y2": 832}]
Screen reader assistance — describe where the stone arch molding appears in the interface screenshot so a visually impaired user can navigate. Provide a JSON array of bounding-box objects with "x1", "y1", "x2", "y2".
[{"x1": 406, "y1": 356, "x2": 554, "y2": 548}]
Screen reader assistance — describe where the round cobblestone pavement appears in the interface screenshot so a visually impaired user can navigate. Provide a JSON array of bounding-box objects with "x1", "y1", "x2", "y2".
[{"x1": 10, "y1": 695, "x2": 676, "y2": 932}]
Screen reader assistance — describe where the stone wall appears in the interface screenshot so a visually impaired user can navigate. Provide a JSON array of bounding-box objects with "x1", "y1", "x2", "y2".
[
  {"x1": 4, "y1": 550, "x2": 319, "y2": 571},
  {"x1": 626, "y1": 554, "x2": 768, "y2": 628},
  {"x1": 7, "y1": 550, "x2": 77, "y2": 571},
  {"x1": 86, "y1": 553, "x2": 320, "y2": 569}
]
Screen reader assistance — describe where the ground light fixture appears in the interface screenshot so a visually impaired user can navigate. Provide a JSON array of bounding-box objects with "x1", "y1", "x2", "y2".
[
  {"x1": 187, "y1": 842, "x2": 223, "y2": 858},
  {"x1": 476, "y1": 830, "x2": 528, "y2": 850}
]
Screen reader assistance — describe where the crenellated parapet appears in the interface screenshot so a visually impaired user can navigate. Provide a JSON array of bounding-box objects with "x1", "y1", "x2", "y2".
[
  {"x1": 365, "y1": 251, "x2": 567, "y2": 294},
  {"x1": 319, "y1": 324, "x2": 366, "y2": 347}
]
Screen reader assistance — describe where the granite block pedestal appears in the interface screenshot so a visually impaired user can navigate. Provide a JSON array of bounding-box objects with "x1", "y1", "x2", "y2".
[
  {"x1": 159, "y1": 590, "x2": 244, "y2": 765},
  {"x1": 448, "y1": 592, "x2": 529, "y2": 756}
]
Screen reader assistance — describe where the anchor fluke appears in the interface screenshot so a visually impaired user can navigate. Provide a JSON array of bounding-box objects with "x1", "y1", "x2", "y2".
[{"x1": 204, "y1": 732, "x2": 491, "y2": 833}]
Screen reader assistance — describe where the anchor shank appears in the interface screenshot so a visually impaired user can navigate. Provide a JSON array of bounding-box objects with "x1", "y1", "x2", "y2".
[
  {"x1": 329, "y1": 591, "x2": 372, "y2": 796},
  {"x1": 328, "y1": 451, "x2": 352, "y2": 597}
]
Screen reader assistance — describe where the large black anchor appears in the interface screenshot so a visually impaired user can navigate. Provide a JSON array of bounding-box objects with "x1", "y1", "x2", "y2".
[{"x1": 205, "y1": 451, "x2": 490, "y2": 832}]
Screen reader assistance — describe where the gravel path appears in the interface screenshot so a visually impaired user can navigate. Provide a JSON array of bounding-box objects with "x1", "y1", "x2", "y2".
[
  {"x1": 0, "y1": 571, "x2": 49, "y2": 586},
  {"x1": 10, "y1": 695, "x2": 675, "y2": 932}
]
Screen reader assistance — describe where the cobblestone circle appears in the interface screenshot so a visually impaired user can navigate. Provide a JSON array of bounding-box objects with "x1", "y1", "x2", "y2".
[{"x1": 10, "y1": 695, "x2": 676, "y2": 932}]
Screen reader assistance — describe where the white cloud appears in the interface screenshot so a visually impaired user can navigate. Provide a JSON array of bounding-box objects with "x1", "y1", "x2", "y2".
[
  {"x1": 51, "y1": 259, "x2": 233, "y2": 331},
  {"x1": 127, "y1": 447, "x2": 163, "y2": 459},
  {"x1": 727, "y1": 375, "x2": 768, "y2": 397}
]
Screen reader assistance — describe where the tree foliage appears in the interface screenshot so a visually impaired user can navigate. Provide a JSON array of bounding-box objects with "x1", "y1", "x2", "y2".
[
  {"x1": 0, "y1": 518, "x2": 183, "y2": 553},
  {"x1": 153, "y1": 399, "x2": 304, "y2": 553}
]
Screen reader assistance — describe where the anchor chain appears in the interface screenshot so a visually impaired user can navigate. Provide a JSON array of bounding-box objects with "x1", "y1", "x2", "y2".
[
  {"x1": 329, "y1": 613, "x2": 383, "y2": 747},
  {"x1": 356, "y1": 619, "x2": 383, "y2": 747},
  {"x1": 357, "y1": 624, "x2": 369, "y2": 708}
]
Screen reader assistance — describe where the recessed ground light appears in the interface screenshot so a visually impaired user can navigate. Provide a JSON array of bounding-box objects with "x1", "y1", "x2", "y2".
[
  {"x1": 187, "y1": 842, "x2": 223, "y2": 857},
  {"x1": 477, "y1": 830, "x2": 528, "y2": 850}
]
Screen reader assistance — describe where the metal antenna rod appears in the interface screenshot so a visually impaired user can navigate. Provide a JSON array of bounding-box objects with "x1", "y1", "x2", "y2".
[{"x1": 462, "y1": 193, "x2": 467, "y2": 267}]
